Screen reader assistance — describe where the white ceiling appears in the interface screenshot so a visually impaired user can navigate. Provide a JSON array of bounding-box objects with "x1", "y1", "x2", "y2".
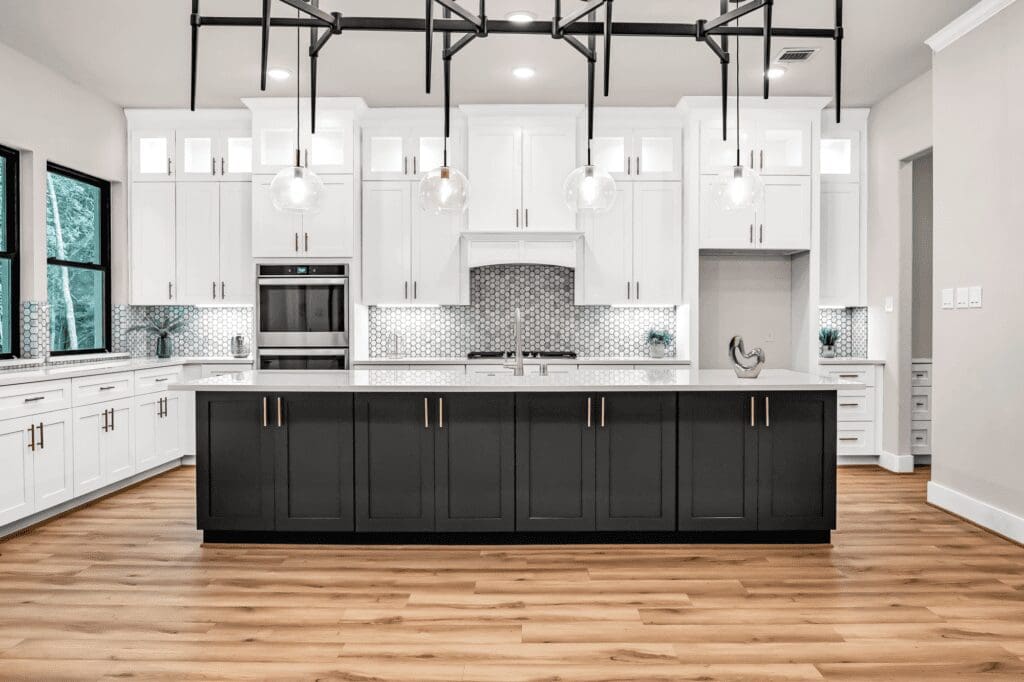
[{"x1": 0, "y1": 0, "x2": 975, "y2": 109}]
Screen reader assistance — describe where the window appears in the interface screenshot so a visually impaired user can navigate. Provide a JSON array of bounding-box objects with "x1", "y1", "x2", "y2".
[
  {"x1": 0, "y1": 145, "x2": 19, "y2": 359},
  {"x1": 46, "y1": 164, "x2": 111, "y2": 355}
]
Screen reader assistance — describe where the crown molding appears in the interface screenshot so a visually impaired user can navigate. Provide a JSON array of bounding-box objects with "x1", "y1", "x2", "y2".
[{"x1": 926, "y1": 0, "x2": 1018, "y2": 52}]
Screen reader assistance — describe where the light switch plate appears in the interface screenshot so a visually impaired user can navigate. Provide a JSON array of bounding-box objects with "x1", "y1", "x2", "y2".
[
  {"x1": 956, "y1": 287, "x2": 970, "y2": 308},
  {"x1": 969, "y1": 286, "x2": 983, "y2": 308},
  {"x1": 941, "y1": 288, "x2": 955, "y2": 309}
]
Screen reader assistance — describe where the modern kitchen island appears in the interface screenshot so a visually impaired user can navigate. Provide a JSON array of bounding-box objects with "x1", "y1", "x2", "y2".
[{"x1": 173, "y1": 368, "x2": 846, "y2": 544}]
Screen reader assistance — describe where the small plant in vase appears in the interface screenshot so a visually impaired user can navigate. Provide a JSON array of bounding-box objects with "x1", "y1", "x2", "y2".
[
  {"x1": 819, "y1": 326, "x2": 840, "y2": 359},
  {"x1": 129, "y1": 311, "x2": 188, "y2": 359},
  {"x1": 646, "y1": 329, "x2": 674, "y2": 359}
]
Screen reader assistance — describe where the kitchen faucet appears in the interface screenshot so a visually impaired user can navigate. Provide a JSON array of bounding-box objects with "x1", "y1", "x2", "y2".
[{"x1": 505, "y1": 308, "x2": 525, "y2": 377}]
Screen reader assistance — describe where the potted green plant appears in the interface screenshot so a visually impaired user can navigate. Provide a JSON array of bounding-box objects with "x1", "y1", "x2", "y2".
[
  {"x1": 819, "y1": 326, "x2": 840, "y2": 359},
  {"x1": 129, "y1": 310, "x2": 188, "y2": 359},
  {"x1": 646, "y1": 329, "x2": 674, "y2": 359}
]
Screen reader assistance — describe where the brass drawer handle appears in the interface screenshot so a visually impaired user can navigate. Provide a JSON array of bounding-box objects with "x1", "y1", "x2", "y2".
[
  {"x1": 276, "y1": 397, "x2": 283, "y2": 427},
  {"x1": 839, "y1": 437, "x2": 859, "y2": 442}
]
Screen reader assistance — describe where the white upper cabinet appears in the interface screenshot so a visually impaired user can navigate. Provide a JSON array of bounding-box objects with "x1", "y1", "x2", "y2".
[
  {"x1": 251, "y1": 174, "x2": 353, "y2": 258},
  {"x1": 132, "y1": 129, "x2": 176, "y2": 182},
  {"x1": 174, "y1": 182, "x2": 253, "y2": 304},
  {"x1": 699, "y1": 116, "x2": 811, "y2": 176},
  {"x1": 176, "y1": 130, "x2": 219, "y2": 181},
  {"x1": 362, "y1": 120, "x2": 453, "y2": 181},
  {"x1": 467, "y1": 114, "x2": 577, "y2": 231},
  {"x1": 820, "y1": 129, "x2": 861, "y2": 183},
  {"x1": 217, "y1": 182, "x2": 253, "y2": 303},
  {"x1": 130, "y1": 182, "x2": 177, "y2": 304},
  {"x1": 362, "y1": 182, "x2": 461, "y2": 305},
  {"x1": 699, "y1": 175, "x2": 810, "y2": 251},
  {"x1": 591, "y1": 118, "x2": 682, "y2": 182},
  {"x1": 820, "y1": 183, "x2": 862, "y2": 306},
  {"x1": 247, "y1": 98, "x2": 358, "y2": 175},
  {"x1": 580, "y1": 182, "x2": 681, "y2": 305}
]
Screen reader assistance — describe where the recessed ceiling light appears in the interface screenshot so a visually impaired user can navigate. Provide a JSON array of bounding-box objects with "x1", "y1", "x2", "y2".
[
  {"x1": 506, "y1": 11, "x2": 535, "y2": 23},
  {"x1": 512, "y1": 66, "x2": 536, "y2": 80},
  {"x1": 765, "y1": 65, "x2": 787, "y2": 80},
  {"x1": 267, "y1": 67, "x2": 292, "y2": 81}
]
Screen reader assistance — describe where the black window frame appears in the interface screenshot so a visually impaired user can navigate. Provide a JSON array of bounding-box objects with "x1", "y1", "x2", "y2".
[
  {"x1": 46, "y1": 162, "x2": 112, "y2": 356},
  {"x1": 0, "y1": 144, "x2": 19, "y2": 360}
]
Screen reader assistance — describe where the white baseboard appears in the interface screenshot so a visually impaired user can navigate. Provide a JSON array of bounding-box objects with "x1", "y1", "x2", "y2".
[
  {"x1": 928, "y1": 480, "x2": 1024, "y2": 545},
  {"x1": 879, "y1": 451, "x2": 915, "y2": 474},
  {"x1": 180, "y1": 454, "x2": 196, "y2": 466},
  {"x1": 0, "y1": 459, "x2": 183, "y2": 540},
  {"x1": 838, "y1": 455, "x2": 879, "y2": 467}
]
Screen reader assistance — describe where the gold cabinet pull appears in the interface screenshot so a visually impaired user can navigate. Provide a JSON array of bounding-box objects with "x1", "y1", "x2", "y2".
[
  {"x1": 765, "y1": 396, "x2": 770, "y2": 428},
  {"x1": 424, "y1": 397, "x2": 429, "y2": 429},
  {"x1": 438, "y1": 397, "x2": 444, "y2": 429},
  {"x1": 600, "y1": 396, "x2": 606, "y2": 428},
  {"x1": 276, "y1": 397, "x2": 283, "y2": 427},
  {"x1": 38, "y1": 422, "x2": 44, "y2": 448},
  {"x1": 586, "y1": 398, "x2": 592, "y2": 429},
  {"x1": 750, "y1": 396, "x2": 755, "y2": 427},
  {"x1": 262, "y1": 397, "x2": 268, "y2": 427}
]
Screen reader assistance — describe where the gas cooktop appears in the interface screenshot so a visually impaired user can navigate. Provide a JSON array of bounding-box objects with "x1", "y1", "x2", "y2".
[{"x1": 467, "y1": 351, "x2": 578, "y2": 360}]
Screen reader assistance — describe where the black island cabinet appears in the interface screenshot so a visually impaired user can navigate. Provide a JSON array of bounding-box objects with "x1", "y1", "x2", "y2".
[{"x1": 196, "y1": 389, "x2": 836, "y2": 543}]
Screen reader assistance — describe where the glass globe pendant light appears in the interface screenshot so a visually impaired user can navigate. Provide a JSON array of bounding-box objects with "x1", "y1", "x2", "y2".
[
  {"x1": 270, "y1": 11, "x2": 324, "y2": 214},
  {"x1": 714, "y1": 14, "x2": 764, "y2": 212},
  {"x1": 564, "y1": 42, "x2": 616, "y2": 215},
  {"x1": 419, "y1": 47, "x2": 469, "y2": 214}
]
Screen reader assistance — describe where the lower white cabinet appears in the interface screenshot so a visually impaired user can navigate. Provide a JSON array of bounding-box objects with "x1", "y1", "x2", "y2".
[
  {"x1": 580, "y1": 182, "x2": 682, "y2": 305},
  {"x1": 252, "y1": 174, "x2": 354, "y2": 258},
  {"x1": 73, "y1": 399, "x2": 133, "y2": 496},
  {"x1": 362, "y1": 182, "x2": 462, "y2": 305},
  {"x1": 823, "y1": 363, "x2": 880, "y2": 459},
  {"x1": 0, "y1": 410, "x2": 74, "y2": 526},
  {"x1": 134, "y1": 392, "x2": 183, "y2": 471}
]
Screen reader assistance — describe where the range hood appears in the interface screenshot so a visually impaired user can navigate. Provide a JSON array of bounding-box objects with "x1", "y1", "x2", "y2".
[{"x1": 461, "y1": 231, "x2": 583, "y2": 269}]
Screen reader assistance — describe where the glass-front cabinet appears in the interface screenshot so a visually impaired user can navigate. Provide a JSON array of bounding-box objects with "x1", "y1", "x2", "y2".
[
  {"x1": 820, "y1": 130, "x2": 861, "y2": 183},
  {"x1": 592, "y1": 121, "x2": 682, "y2": 181},
  {"x1": 362, "y1": 123, "x2": 450, "y2": 181},
  {"x1": 132, "y1": 129, "x2": 176, "y2": 181},
  {"x1": 699, "y1": 116, "x2": 811, "y2": 176},
  {"x1": 250, "y1": 100, "x2": 355, "y2": 175},
  {"x1": 132, "y1": 126, "x2": 251, "y2": 183}
]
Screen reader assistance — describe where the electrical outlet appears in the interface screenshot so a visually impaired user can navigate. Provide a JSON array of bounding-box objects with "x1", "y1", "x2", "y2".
[
  {"x1": 968, "y1": 286, "x2": 983, "y2": 308},
  {"x1": 766, "y1": 331, "x2": 776, "y2": 342},
  {"x1": 884, "y1": 296, "x2": 894, "y2": 313},
  {"x1": 941, "y1": 288, "x2": 955, "y2": 310},
  {"x1": 956, "y1": 287, "x2": 969, "y2": 308}
]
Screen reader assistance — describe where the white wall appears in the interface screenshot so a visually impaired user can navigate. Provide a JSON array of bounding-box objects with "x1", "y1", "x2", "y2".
[
  {"x1": 0, "y1": 40, "x2": 127, "y2": 304},
  {"x1": 929, "y1": 0, "x2": 1024, "y2": 537},
  {"x1": 866, "y1": 72, "x2": 933, "y2": 457},
  {"x1": 911, "y1": 152, "x2": 933, "y2": 359},
  {"x1": 699, "y1": 255, "x2": 794, "y2": 370}
]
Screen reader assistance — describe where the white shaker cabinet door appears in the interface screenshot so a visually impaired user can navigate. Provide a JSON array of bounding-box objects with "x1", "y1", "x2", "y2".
[
  {"x1": 105, "y1": 400, "x2": 135, "y2": 483},
  {"x1": 158, "y1": 394, "x2": 184, "y2": 466},
  {"x1": 132, "y1": 129, "x2": 175, "y2": 182},
  {"x1": 699, "y1": 175, "x2": 757, "y2": 250},
  {"x1": 590, "y1": 126, "x2": 633, "y2": 181},
  {"x1": 301, "y1": 176, "x2": 354, "y2": 258},
  {"x1": 581, "y1": 185, "x2": 633, "y2": 305},
  {"x1": 820, "y1": 183, "x2": 862, "y2": 306},
  {"x1": 632, "y1": 182, "x2": 682, "y2": 306},
  {"x1": 32, "y1": 410, "x2": 74, "y2": 513},
  {"x1": 467, "y1": 124, "x2": 522, "y2": 231},
  {"x1": 252, "y1": 176, "x2": 303, "y2": 257},
  {"x1": 362, "y1": 182, "x2": 412, "y2": 305},
  {"x1": 175, "y1": 182, "x2": 221, "y2": 304},
  {"x1": 175, "y1": 130, "x2": 219, "y2": 182},
  {"x1": 362, "y1": 127, "x2": 409, "y2": 181},
  {"x1": 757, "y1": 120, "x2": 812, "y2": 175},
  {"x1": 130, "y1": 182, "x2": 177, "y2": 304},
  {"x1": 633, "y1": 128, "x2": 682, "y2": 181},
  {"x1": 411, "y1": 202, "x2": 463, "y2": 305},
  {"x1": 0, "y1": 417, "x2": 34, "y2": 526},
  {"x1": 521, "y1": 123, "x2": 576, "y2": 231},
  {"x1": 72, "y1": 405, "x2": 105, "y2": 496},
  {"x1": 218, "y1": 182, "x2": 253, "y2": 304},
  {"x1": 134, "y1": 395, "x2": 161, "y2": 472},
  {"x1": 760, "y1": 176, "x2": 811, "y2": 251}
]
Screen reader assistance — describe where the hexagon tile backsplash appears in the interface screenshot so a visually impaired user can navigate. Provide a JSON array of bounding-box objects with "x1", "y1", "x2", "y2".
[
  {"x1": 818, "y1": 307, "x2": 868, "y2": 358},
  {"x1": 368, "y1": 265, "x2": 678, "y2": 358},
  {"x1": 113, "y1": 305, "x2": 254, "y2": 357}
]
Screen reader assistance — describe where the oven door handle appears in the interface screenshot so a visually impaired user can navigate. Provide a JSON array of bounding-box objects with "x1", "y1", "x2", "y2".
[
  {"x1": 258, "y1": 277, "x2": 349, "y2": 286},
  {"x1": 258, "y1": 348, "x2": 349, "y2": 357}
]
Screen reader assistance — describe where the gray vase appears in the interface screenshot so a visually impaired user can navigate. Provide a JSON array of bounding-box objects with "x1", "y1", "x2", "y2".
[
  {"x1": 650, "y1": 342, "x2": 667, "y2": 358},
  {"x1": 156, "y1": 335, "x2": 172, "y2": 359},
  {"x1": 821, "y1": 345, "x2": 836, "y2": 359}
]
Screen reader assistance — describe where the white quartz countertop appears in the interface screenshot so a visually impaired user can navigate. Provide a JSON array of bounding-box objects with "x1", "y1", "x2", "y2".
[
  {"x1": 818, "y1": 358, "x2": 886, "y2": 365},
  {"x1": 0, "y1": 357, "x2": 253, "y2": 387},
  {"x1": 172, "y1": 368, "x2": 857, "y2": 393},
  {"x1": 353, "y1": 357, "x2": 692, "y2": 366}
]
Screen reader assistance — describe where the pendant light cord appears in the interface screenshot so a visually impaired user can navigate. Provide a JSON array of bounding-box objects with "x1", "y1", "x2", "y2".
[
  {"x1": 735, "y1": 13, "x2": 741, "y2": 168},
  {"x1": 296, "y1": 8, "x2": 301, "y2": 162}
]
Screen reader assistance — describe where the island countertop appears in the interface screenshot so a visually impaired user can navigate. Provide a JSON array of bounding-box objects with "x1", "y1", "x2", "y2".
[{"x1": 172, "y1": 368, "x2": 857, "y2": 393}]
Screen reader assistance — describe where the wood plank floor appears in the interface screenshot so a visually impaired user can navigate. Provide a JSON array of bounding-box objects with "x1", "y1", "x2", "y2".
[{"x1": 1, "y1": 467, "x2": 1023, "y2": 681}]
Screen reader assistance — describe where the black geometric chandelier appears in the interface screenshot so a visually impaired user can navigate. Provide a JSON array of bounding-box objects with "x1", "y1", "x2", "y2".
[{"x1": 188, "y1": 0, "x2": 846, "y2": 136}]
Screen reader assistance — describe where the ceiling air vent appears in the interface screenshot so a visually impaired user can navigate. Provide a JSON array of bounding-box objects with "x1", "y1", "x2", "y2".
[{"x1": 776, "y1": 47, "x2": 819, "y2": 63}]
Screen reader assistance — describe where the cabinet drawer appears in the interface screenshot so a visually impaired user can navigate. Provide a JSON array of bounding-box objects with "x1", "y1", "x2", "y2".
[
  {"x1": 201, "y1": 364, "x2": 251, "y2": 379},
  {"x1": 911, "y1": 363, "x2": 932, "y2": 387},
  {"x1": 823, "y1": 365, "x2": 875, "y2": 386},
  {"x1": 837, "y1": 422, "x2": 876, "y2": 456},
  {"x1": 134, "y1": 366, "x2": 184, "y2": 395},
  {"x1": 0, "y1": 380, "x2": 73, "y2": 421},
  {"x1": 911, "y1": 420, "x2": 932, "y2": 455},
  {"x1": 72, "y1": 372, "x2": 135, "y2": 407},
  {"x1": 836, "y1": 388, "x2": 875, "y2": 422},
  {"x1": 911, "y1": 387, "x2": 932, "y2": 421}
]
